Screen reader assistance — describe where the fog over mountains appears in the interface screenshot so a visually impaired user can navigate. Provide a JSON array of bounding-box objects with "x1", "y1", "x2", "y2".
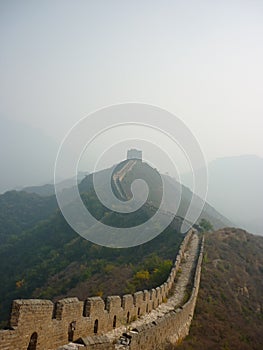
[
  {"x1": 1, "y1": 118, "x2": 262, "y2": 235},
  {"x1": 206, "y1": 155, "x2": 263, "y2": 235},
  {"x1": 183, "y1": 155, "x2": 263, "y2": 235},
  {"x1": 0, "y1": 118, "x2": 58, "y2": 193}
]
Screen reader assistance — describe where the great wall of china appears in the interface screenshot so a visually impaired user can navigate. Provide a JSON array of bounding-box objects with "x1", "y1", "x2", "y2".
[
  {"x1": 0, "y1": 159, "x2": 205, "y2": 349},
  {"x1": 0, "y1": 229, "x2": 204, "y2": 350}
]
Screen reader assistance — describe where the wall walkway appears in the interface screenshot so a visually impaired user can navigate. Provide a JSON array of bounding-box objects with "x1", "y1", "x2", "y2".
[{"x1": 0, "y1": 229, "x2": 196, "y2": 350}]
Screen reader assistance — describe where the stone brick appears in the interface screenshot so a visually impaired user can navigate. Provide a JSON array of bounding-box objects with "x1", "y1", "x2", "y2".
[{"x1": 0, "y1": 230, "x2": 200, "y2": 350}]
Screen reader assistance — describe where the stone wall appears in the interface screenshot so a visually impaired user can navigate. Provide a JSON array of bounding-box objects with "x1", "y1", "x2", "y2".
[
  {"x1": 126, "y1": 235, "x2": 204, "y2": 349},
  {"x1": 0, "y1": 230, "x2": 194, "y2": 350}
]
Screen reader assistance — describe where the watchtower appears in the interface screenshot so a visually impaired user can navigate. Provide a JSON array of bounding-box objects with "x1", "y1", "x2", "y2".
[{"x1": 127, "y1": 149, "x2": 142, "y2": 160}]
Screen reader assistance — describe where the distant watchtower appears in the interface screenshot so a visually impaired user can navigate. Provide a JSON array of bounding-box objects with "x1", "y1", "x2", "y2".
[{"x1": 127, "y1": 149, "x2": 142, "y2": 161}]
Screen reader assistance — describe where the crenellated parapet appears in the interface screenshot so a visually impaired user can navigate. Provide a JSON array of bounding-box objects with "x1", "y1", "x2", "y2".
[
  {"x1": 0, "y1": 229, "x2": 195, "y2": 350},
  {"x1": 125, "y1": 235, "x2": 205, "y2": 349}
]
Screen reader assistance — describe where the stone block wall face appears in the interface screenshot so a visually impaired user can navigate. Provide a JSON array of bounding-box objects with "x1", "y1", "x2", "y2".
[
  {"x1": 128, "y1": 235, "x2": 204, "y2": 350},
  {"x1": 0, "y1": 229, "x2": 196, "y2": 350}
]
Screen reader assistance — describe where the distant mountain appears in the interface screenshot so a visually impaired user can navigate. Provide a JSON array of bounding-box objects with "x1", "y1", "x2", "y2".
[
  {"x1": 164, "y1": 174, "x2": 233, "y2": 230},
  {"x1": 23, "y1": 172, "x2": 88, "y2": 197},
  {"x1": 182, "y1": 155, "x2": 263, "y2": 235},
  {"x1": 22, "y1": 183, "x2": 55, "y2": 197},
  {"x1": 0, "y1": 117, "x2": 58, "y2": 194},
  {"x1": 177, "y1": 228, "x2": 263, "y2": 350}
]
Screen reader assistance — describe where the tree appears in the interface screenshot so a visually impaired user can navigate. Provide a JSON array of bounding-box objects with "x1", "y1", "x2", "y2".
[{"x1": 199, "y1": 218, "x2": 214, "y2": 232}]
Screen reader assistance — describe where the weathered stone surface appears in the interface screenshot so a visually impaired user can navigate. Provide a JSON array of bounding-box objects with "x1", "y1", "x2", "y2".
[
  {"x1": 0, "y1": 229, "x2": 203, "y2": 350},
  {"x1": 111, "y1": 233, "x2": 204, "y2": 350}
]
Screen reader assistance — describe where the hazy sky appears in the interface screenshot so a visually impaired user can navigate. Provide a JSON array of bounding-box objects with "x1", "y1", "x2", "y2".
[{"x1": 0, "y1": 0, "x2": 263, "y2": 189}]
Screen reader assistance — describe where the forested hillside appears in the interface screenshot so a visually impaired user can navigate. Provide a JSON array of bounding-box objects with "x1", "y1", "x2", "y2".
[
  {"x1": 0, "y1": 190, "x2": 57, "y2": 244},
  {"x1": 0, "y1": 193, "x2": 183, "y2": 328}
]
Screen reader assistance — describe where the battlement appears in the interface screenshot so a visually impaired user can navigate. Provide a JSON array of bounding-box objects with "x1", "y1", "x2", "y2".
[
  {"x1": 0, "y1": 229, "x2": 195, "y2": 350},
  {"x1": 121, "y1": 235, "x2": 205, "y2": 350}
]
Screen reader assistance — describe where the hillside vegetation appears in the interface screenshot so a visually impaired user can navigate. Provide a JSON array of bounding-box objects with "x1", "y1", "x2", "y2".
[
  {"x1": 176, "y1": 228, "x2": 263, "y2": 350},
  {"x1": 0, "y1": 190, "x2": 57, "y2": 244},
  {"x1": 0, "y1": 160, "x2": 232, "y2": 328},
  {"x1": 0, "y1": 200, "x2": 183, "y2": 328}
]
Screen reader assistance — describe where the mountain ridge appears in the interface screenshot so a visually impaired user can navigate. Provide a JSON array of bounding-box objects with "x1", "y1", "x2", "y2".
[{"x1": 0, "y1": 158, "x2": 233, "y2": 327}]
